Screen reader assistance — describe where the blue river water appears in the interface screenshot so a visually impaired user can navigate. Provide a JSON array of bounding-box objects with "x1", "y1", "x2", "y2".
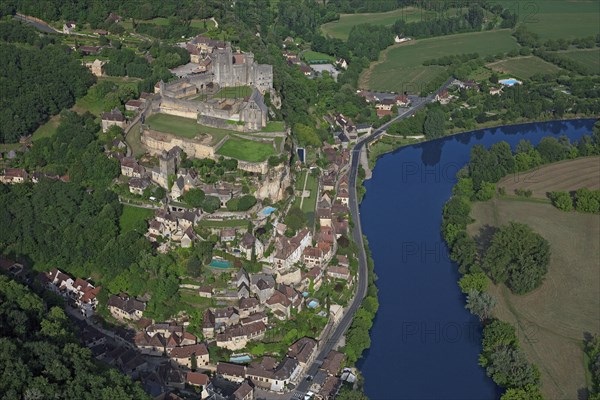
[{"x1": 357, "y1": 119, "x2": 597, "y2": 400}]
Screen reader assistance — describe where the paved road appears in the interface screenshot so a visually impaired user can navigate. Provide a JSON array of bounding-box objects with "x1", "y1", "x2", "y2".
[
  {"x1": 14, "y1": 14, "x2": 60, "y2": 34},
  {"x1": 293, "y1": 79, "x2": 453, "y2": 398}
]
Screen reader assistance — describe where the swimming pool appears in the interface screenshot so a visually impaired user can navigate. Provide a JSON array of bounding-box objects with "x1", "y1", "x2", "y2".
[
  {"x1": 308, "y1": 300, "x2": 319, "y2": 308},
  {"x1": 230, "y1": 355, "x2": 252, "y2": 363},
  {"x1": 209, "y1": 259, "x2": 232, "y2": 269},
  {"x1": 261, "y1": 206, "x2": 276, "y2": 216},
  {"x1": 499, "y1": 78, "x2": 522, "y2": 86}
]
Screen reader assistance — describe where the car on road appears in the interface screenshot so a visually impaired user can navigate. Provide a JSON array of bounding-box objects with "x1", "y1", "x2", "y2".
[{"x1": 304, "y1": 391, "x2": 314, "y2": 400}]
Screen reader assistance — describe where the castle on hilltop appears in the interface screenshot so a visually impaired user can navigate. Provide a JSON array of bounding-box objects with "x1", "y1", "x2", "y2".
[{"x1": 149, "y1": 37, "x2": 273, "y2": 132}]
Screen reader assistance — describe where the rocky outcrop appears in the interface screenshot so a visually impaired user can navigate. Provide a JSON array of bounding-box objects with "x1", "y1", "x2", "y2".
[{"x1": 255, "y1": 162, "x2": 291, "y2": 202}]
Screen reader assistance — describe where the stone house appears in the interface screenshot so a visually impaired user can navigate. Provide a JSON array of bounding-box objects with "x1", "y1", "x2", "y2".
[
  {"x1": 169, "y1": 343, "x2": 210, "y2": 369},
  {"x1": 120, "y1": 157, "x2": 145, "y2": 178},
  {"x1": 272, "y1": 229, "x2": 312, "y2": 271},
  {"x1": 327, "y1": 266, "x2": 351, "y2": 282},
  {"x1": 101, "y1": 109, "x2": 126, "y2": 133},
  {"x1": 216, "y1": 321, "x2": 267, "y2": 350},
  {"x1": 303, "y1": 247, "x2": 324, "y2": 268},
  {"x1": 238, "y1": 297, "x2": 261, "y2": 318},
  {"x1": 107, "y1": 293, "x2": 146, "y2": 321},
  {"x1": 239, "y1": 233, "x2": 264, "y2": 261},
  {"x1": 0, "y1": 168, "x2": 28, "y2": 184},
  {"x1": 128, "y1": 177, "x2": 150, "y2": 195},
  {"x1": 250, "y1": 273, "x2": 276, "y2": 303}
]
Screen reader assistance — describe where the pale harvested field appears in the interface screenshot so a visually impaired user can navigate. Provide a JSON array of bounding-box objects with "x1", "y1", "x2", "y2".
[
  {"x1": 497, "y1": 156, "x2": 600, "y2": 198},
  {"x1": 468, "y1": 198, "x2": 600, "y2": 399}
]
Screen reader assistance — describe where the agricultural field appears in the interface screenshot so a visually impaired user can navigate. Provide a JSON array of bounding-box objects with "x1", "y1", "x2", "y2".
[
  {"x1": 320, "y1": 7, "x2": 438, "y2": 40},
  {"x1": 119, "y1": 205, "x2": 154, "y2": 233},
  {"x1": 361, "y1": 29, "x2": 519, "y2": 93},
  {"x1": 468, "y1": 197, "x2": 600, "y2": 400},
  {"x1": 486, "y1": 56, "x2": 562, "y2": 79},
  {"x1": 495, "y1": 0, "x2": 600, "y2": 40},
  {"x1": 556, "y1": 49, "x2": 600, "y2": 75},
  {"x1": 301, "y1": 51, "x2": 335, "y2": 64},
  {"x1": 496, "y1": 156, "x2": 600, "y2": 198},
  {"x1": 216, "y1": 136, "x2": 275, "y2": 162}
]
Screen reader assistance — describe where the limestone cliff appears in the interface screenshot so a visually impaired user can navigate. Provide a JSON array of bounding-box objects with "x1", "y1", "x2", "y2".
[{"x1": 255, "y1": 162, "x2": 291, "y2": 202}]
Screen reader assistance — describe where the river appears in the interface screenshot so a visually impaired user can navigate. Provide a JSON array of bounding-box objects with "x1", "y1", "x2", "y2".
[{"x1": 357, "y1": 119, "x2": 597, "y2": 399}]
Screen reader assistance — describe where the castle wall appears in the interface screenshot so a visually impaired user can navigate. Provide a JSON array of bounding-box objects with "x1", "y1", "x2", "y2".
[{"x1": 141, "y1": 130, "x2": 215, "y2": 159}]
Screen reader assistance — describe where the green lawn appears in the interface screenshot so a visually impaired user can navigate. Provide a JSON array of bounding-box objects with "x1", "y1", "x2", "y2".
[
  {"x1": 361, "y1": 29, "x2": 519, "y2": 93},
  {"x1": 190, "y1": 18, "x2": 217, "y2": 30},
  {"x1": 301, "y1": 50, "x2": 335, "y2": 64},
  {"x1": 214, "y1": 86, "x2": 253, "y2": 99},
  {"x1": 146, "y1": 113, "x2": 202, "y2": 138},
  {"x1": 198, "y1": 219, "x2": 249, "y2": 228},
  {"x1": 486, "y1": 56, "x2": 563, "y2": 79},
  {"x1": 261, "y1": 121, "x2": 286, "y2": 132},
  {"x1": 125, "y1": 121, "x2": 146, "y2": 158},
  {"x1": 302, "y1": 173, "x2": 318, "y2": 214},
  {"x1": 494, "y1": 0, "x2": 600, "y2": 40},
  {"x1": 216, "y1": 136, "x2": 275, "y2": 162},
  {"x1": 146, "y1": 113, "x2": 248, "y2": 145},
  {"x1": 556, "y1": 49, "x2": 600, "y2": 75},
  {"x1": 119, "y1": 205, "x2": 154, "y2": 233},
  {"x1": 31, "y1": 115, "x2": 61, "y2": 142}
]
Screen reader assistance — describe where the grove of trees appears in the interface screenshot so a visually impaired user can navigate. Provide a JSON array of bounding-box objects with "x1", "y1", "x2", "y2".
[
  {"x1": 0, "y1": 24, "x2": 95, "y2": 143},
  {"x1": 0, "y1": 276, "x2": 150, "y2": 399},
  {"x1": 483, "y1": 222, "x2": 550, "y2": 294}
]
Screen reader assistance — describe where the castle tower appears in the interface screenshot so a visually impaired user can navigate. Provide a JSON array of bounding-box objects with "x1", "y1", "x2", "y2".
[{"x1": 159, "y1": 150, "x2": 176, "y2": 179}]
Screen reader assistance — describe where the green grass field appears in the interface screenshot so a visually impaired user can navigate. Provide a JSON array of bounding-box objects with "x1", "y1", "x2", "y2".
[
  {"x1": 321, "y1": 7, "x2": 433, "y2": 40},
  {"x1": 361, "y1": 29, "x2": 519, "y2": 93},
  {"x1": 146, "y1": 113, "x2": 201, "y2": 138},
  {"x1": 198, "y1": 219, "x2": 249, "y2": 229},
  {"x1": 214, "y1": 86, "x2": 253, "y2": 99},
  {"x1": 119, "y1": 205, "x2": 154, "y2": 233},
  {"x1": 302, "y1": 173, "x2": 318, "y2": 213},
  {"x1": 301, "y1": 50, "x2": 335, "y2": 63},
  {"x1": 486, "y1": 56, "x2": 562, "y2": 79},
  {"x1": 468, "y1": 197, "x2": 600, "y2": 399},
  {"x1": 190, "y1": 18, "x2": 216, "y2": 30},
  {"x1": 320, "y1": 6, "x2": 496, "y2": 40},
  {"x1": 216, "y1": 136, "x2": 275, "y2": 162},
  {"x1": 261, "y1": 121, "x2": 286, "y2": 132},
  {"x1": 31, "y1": 115, "x2": 61, "y2": 142},
  {"x1": 557, "y1": 49, "x2": 600, "y2": 75},
  {"x1": 495, "y1": 0, "x2": 600, "y2": 40},
  {"x1": 125, "y1": 121, "x2": 146, "y2": 158}
]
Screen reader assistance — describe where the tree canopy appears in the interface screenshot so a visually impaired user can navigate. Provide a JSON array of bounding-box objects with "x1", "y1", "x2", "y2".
[
  {"x1": 483, "y1": 222, "x2": 550, "y2": 294},
  {"x1": 0, "y1": 276, "x2": 150, "y2": 400},
  {"x1": 0, "y1": 30, "x2": 95, "y2": 143}
]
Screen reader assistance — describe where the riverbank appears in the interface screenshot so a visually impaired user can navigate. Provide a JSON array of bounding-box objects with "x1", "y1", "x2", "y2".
[
  {"x1": 366, "y1": 115, "x2": 600, "y2": 168},
  {"x1": 356, "y1": 119, "x2": 596, "y2": 399}
]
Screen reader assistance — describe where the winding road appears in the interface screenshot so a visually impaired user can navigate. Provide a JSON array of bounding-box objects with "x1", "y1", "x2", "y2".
[{"x1": 292, "y1": 79, "x2": 454, "y2": 399}]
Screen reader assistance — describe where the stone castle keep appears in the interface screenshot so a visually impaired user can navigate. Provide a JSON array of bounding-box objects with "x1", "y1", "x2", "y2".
[{"x1": 153, "y1": 38, "x2": 273, "y2": 132}]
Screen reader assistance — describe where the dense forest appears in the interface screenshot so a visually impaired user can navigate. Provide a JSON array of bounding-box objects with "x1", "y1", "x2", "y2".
[
  {"x1": 0, "y1": 22, "x2": 95, "y2": 143},
  {"x1": 0, "y1": 275, "x2": 150, "y2": 399}
]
